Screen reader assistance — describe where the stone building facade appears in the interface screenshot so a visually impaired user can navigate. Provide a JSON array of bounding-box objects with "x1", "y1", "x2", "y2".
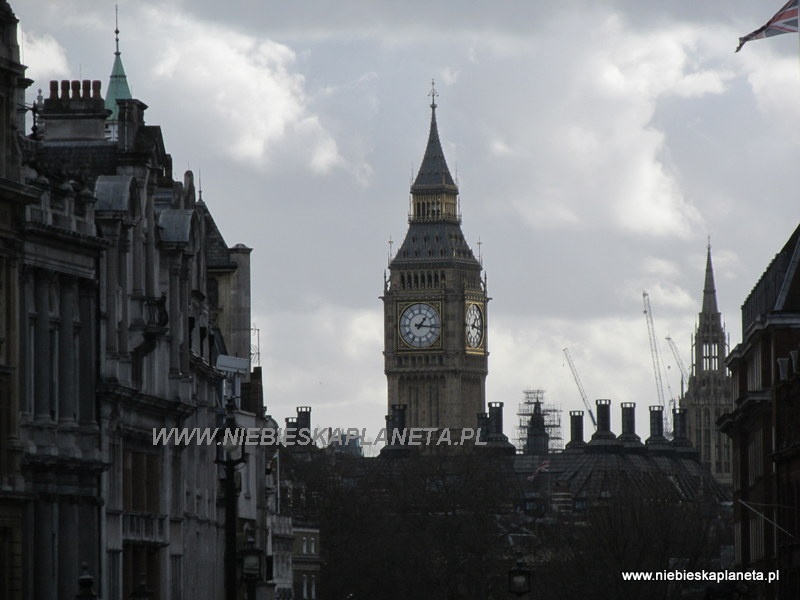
[
  {"x1": 721, "y1": 223, "x2": 800, "y2": 600},
  {"x1": 0, "y1": 3, "x2": 37, "y2": 598},
  {"x1": 1, "y1": 5, "x2": 267, "y2": 599}
]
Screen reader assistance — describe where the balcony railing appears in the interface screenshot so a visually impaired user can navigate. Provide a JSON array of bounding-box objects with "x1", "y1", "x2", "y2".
[{"x1": 122, "y1": 511, "x2": 168, "y2": 545}]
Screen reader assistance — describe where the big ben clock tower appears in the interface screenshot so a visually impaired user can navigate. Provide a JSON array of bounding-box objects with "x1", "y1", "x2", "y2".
[{"x1": 382, "y1": 83, "x2": 488, "y2": 432}]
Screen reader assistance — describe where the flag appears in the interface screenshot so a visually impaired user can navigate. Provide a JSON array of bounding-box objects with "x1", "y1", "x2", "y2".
[
  {"x1": 527, "y1": 459, "x2": 550, "y2": 482},
  {"x1": 736, "y1": 0, "x2": 799, "y2": 52}
]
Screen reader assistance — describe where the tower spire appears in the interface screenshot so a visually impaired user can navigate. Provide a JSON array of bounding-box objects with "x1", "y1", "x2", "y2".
[
  {"x1": 105, "y1": 4, "x2": 132, "y2": 123},
  {"x1": 702, "y1": 240, "x2": 719, "y2": 314},
  {"x1": 411, "y1": 79, "x2": 457, "y2": 194}
]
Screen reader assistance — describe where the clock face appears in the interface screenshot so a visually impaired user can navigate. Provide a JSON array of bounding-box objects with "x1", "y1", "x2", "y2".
[
  {"x1": 399, "y1": 303, "x2": 441, "y2": 348},
  {"x1": 465, "y1": 303, "x2": 484, "y2": 348}
]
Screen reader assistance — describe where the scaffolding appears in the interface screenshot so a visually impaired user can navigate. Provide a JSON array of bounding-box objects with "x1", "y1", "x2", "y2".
[{"x1": 515, "y1": 388, "x2": 563, "y2": 453}]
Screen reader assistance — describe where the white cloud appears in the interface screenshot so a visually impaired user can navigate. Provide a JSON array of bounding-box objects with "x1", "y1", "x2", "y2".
[
  {"x1": 257, "y1": 304, "x2": 385, "y2": 433},
  {"x1": 20, "y1": 30, "x2": 69, "y2": 82},
  {"x1": 746, "y1": 54, "x2": 800, "y2": 134},
  {"x1": 139, "y1": 6, "x2": 346, "y2": 175},
  {"x1": 481, "y1": 14, "x2": 728, "y2": 240}
]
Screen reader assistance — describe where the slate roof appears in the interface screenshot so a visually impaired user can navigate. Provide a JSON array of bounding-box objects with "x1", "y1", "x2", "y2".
[
  {"x1": 515, "y1": 448, "x2": 728, "y2": 503},
  {"x1": 392, "y1": 100, "x2": 480, "y2": 272},
  {"x1": 391, "y1": 221, "x2": 481, "y2": 271},
  {"x1": 411, "y1": 103, "x2": 458, "y2": 194},
  {"x1": 203, "y1": 206, "x2": 237, "y2": 270},
  {"x1": 741, "y1": 223, "x2": 800, "y2": 333},
  {"x1": 95, "y1": 175, "x2": 137, "y2": 213},
  {"x1": 30, "y1": 141, "x2": 118, "y2": 186},
  {"x1": 158, "y1": 209, "x2": 194, "y2": 244}
]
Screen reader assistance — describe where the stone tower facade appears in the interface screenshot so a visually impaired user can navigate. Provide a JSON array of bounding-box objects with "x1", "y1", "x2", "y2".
[
  {"x1": 682, "y1": 244, "x2": 732, "y2": 487},
  {"x1": 382, "y1": 89, "x2": 488, "y2": 432}
]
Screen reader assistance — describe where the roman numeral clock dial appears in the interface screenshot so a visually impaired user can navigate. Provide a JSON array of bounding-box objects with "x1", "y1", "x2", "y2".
[
  {"x1": 465, "y1": 303, "x2": 484, "y2": 349},
  {"x1": 399, "y1": 302, "x2": 441, "y2": 348}
]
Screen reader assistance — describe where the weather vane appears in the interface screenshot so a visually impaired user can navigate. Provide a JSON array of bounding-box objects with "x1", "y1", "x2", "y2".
[{"x1": 429, "y1": 78, "x2": 438, "y2": 109}]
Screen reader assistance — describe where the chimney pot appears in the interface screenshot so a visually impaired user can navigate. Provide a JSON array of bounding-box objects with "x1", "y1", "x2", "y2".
[
  {"x1": 49, "y1": 80, "x2": 58, "y2": 99},
  {"x1": 60, "y1": 80, "x2": 70, "y2": 99},
  {"x1": 92, "y1": 80, "x2": 102, "y2": 99},
  {"x1": 82, "y1": 79, "x2": 91, "y2": 99},
  {"x1": 71, "y1": 80, "x2": 81, "y2": 99}
]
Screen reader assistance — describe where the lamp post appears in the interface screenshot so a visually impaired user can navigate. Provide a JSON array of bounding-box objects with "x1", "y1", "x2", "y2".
[
  {"x1": 508, "y1": 557, "x2": 531, "y2": 598},
  {"x1": 74, "y1": 563, "x2": 97, "y2": 600},
  {"x1": 218, "y1": 400, "x2": 246, "y2": 600},
  {"x1": 240, "y1": 530, "x2": 264, "y2": 600},
  {"x1": 130, "y1": 575, "x2": 153, "y2": 600}
]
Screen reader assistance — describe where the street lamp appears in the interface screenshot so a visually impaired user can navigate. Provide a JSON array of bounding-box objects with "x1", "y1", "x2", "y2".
[
  {"x1": 508, "y1": 557, "x2": 531, "y2": 598},
  {"x1": 74, "y1": 563, "x2": 97, "y2": 600},
  {"x1": 217, "y1": 400, "x2": 247, "y2": 600},
  {"x1": 130, "y1": 575, "x2": 153, "y2": 599},
  {"x1": 240, "y1": 530, "x2": 264, "y2": 600}
]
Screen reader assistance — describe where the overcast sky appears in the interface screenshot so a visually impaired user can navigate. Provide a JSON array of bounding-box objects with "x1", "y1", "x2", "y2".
[{"x1": 15, "y1": 0, "x2": 800, "y2": 448}]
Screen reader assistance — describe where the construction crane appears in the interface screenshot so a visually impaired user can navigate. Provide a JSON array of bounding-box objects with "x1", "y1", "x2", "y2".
[
  {"x1": 665, "y1": 335, "x2": 690, "y2": 396},
  {"x1": 562, "y1": 347, "x2": 597, "y2": 429},
  {"x1": 642, "y1": 291, "x2": 672, "y2": 435}
]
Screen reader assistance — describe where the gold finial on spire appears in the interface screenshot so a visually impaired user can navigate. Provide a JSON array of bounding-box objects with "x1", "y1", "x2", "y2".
[{"x1": 429, "y1": 78, "x2": 438, "y2": 109}]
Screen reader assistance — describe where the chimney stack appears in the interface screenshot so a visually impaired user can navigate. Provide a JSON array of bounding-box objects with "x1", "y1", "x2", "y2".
[
  {"x1": 41, "y1": 79, "x2": 111, "y2": 141},
  {"x1": 617, "y1": 402, "x2": 643, "y2": 449},
  {"x1": 671, "y1": 408, "x2": 696, "y2": 456},
  {"x1": 296, "y1": 406, "x2": 311, "y2": 432},
  {"x1": 596, "y1": 399, "x2": 611, "y2": 433},
  {"x1": 565, "y1": 410, "x2": 586, "y2": 451},
  {"x1": 488, "y1": 402, "x2": 504, "y2": 435},
  {"x1": 284, "y1": 416, "x2": 298, "y2": 443},
  {"x1": 645, "y1": 405, "x2": 671, "y2": 453},
  {"x1": 588, "y1": 399, "x2": 619, "y2": 450},
  {"x1": 480, "y1": 402, "x2": 515, "y2": 454}
]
